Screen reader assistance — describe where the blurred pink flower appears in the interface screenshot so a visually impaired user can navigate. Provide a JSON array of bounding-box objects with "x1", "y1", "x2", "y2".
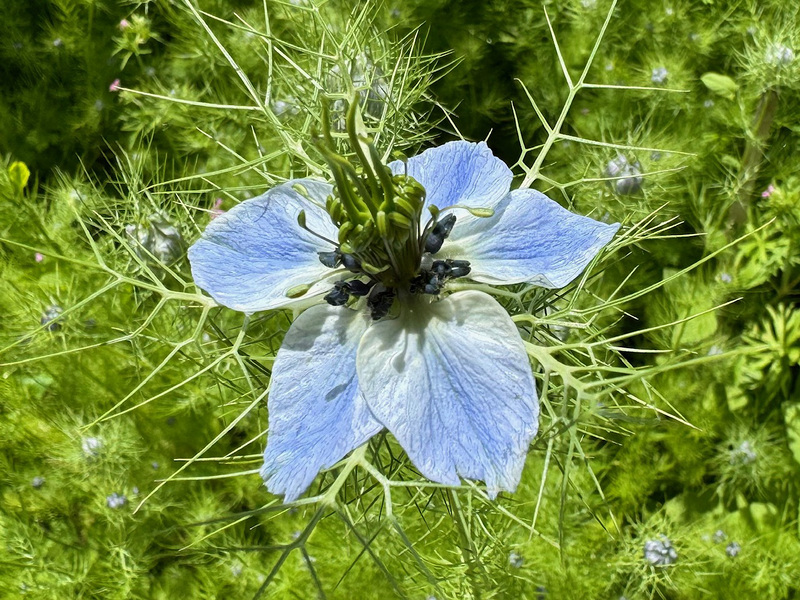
[
  {"x1": 109, "y1": 79, "x2": 121, "y2": 92},
  {"x1": 211, "y1": 197, "x2": 225, "y2": 220},
  {"x1": 35, "y1": 252, "x2": 44, "y2": 263},
  {"x1": 119, "y1": 19, "x2": 130, "y2": 29},
  {"x1": 761, "y1": 184, "x2": 775, "y2": 198}
]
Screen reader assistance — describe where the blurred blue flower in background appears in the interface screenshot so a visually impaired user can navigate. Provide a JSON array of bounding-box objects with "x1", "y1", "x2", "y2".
[{"x1": 189, "y1": 141, "x2": 619, "y2": 501}]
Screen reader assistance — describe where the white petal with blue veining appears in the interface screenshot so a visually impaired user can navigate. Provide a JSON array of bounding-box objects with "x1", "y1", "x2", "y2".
[
  {"x1": 261, "y1": 304, "x2": 382, "y2": 502},
  {"x1": 356, "y1": 290, "x2": 538, "y2": 498},
  {"x1": 445, "y1": 188, "x2": 620, "y2": 288},
  {"x1": 389, "y1": 140, "x2": 512, "y2": 211},
  {"x1": 188, "y1": 179, "x2": 339, "y2": 312}
]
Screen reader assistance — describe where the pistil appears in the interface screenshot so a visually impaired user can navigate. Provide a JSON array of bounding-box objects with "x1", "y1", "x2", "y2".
[{"x1": 312, "y1": 97, "x2": 472, "y2": 318}]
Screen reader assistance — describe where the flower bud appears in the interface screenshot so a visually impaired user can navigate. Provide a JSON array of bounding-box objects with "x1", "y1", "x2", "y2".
[
  {"x1": 605, "y1": 154, "x2": 643, "y2": 195},
  {"x1": 40, "y1": 305, "x2": 63, "y2": 331},
  {"x1": 125, "y1": 212, "x2": 184, "y2": 266}
]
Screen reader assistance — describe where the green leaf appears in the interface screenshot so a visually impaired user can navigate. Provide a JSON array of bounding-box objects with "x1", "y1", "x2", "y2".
[
  {"x1": 783, "y1": 402, "x2": 800, "y2": 466},
  {"x1": 8, "y1": 161, "x2": 30, "y2": 194},
  {"x1": 741, "y1": 502, "x2": 779, "y2": 532},
  {"x1": 700, "y1": 72, "x2": 738, "y2": 99},
  {"x1": 726, "y1": 385, "x2": 749, "y2": 412}
]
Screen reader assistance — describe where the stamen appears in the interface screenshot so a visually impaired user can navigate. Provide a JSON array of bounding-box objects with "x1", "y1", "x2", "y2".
[
  {"x1": 318, "y1": 250, "x2": 362, "y2": 272},
  {"x1": 368, "y1": 285, "x2": 395, "y2": 320},
  {"x1": 435, "y1": 214, "x2": 457, "y2": 237},
  {"x1": 345, "y1": 279, "x2": 376, "y2": 297},
  {"x1": 341, "y1": 253, "x2": 361, "y2": 272},
  {"x1": 411, "y1": 258, "x2": 472, "y2": 296},
  {"x1": 297, "y1": 210, "x2": 339, "y2": 247},
  {"x1": 448, "y1": 259, "x2": 471, "y2": 278},
  {"x1": 423, "y1": 274, "x2": 440, "y2": 295},
  {"x1": 318, "y1": 251, "x2": 340, "y2": 268},
  {"x1": 423, "y1": 213, "x2": 457, "y2": 254},
  {"x1": 324, "y1": 281, "x2": 350, "y2": 306}
]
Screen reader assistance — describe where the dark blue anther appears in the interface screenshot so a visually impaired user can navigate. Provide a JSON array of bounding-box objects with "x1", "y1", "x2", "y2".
[
  {"x1": 318, "y1": 251, "x2": 340, "y2": 268},
  {"x1": 324, "y1": 282, "x2": 350, "y2": 306},
  {"x1": 340, "y1": 253, "x2": 361, "y2": 272},
  {"x1": 424, "y1": 214, "x2": 457, "y2": 254},
  {"x1": 432, "y1": 260, "x2": 450, "y2": 277},
  {"x1": 422, "y1": 273, "x2": 442, "y2": 295},
  {"x1": 435, "y1": 214, "x2": 457, "y2": 237},
  {"x1": 368, "y1": 288, "x2": 395, "y2": 320},
  {"x1": 425, "y1": 233, "x2": 445, "y2": 254},
  {"x1": 449, "y1": 265, "x2": 471, "y2": 278},
  {"x1": 409, "y1": 275, "x2": 424, "y2": 294},
  {"x1": 345, "y1": 279, "x2": 375, "y2": 297},
  {"x1": 447, "y1": 259, "x2": 471, "y2": 278},
  {"x1": 411, "y1": 257, "x2": 471, "y2": 296}
]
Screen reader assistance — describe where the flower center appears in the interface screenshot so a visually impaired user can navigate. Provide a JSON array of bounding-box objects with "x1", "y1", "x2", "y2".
[{"x1": 308, "y1": 98, "x2": 472, "y2": 319}]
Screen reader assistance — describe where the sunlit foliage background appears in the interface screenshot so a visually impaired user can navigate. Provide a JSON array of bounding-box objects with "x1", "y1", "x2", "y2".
[{"x1": 1, "y1": 0, "x2": 799, "y2": 598}]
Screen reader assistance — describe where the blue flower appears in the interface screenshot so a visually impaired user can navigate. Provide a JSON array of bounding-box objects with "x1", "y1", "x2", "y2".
[{"x1": 188, "y1": 140, "x2": 619, "y2": 502}]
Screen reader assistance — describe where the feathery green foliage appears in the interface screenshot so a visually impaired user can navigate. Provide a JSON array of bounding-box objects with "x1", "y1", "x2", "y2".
[{"x1": 2, "y1": 0, "x2": 800, "y2": 598}]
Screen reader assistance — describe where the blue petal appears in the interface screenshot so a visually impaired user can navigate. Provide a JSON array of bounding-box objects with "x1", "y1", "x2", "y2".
[
  {"x1": 389, "y1": 141, "x2": 512, "y2": 211},
  {"x1": 188, "y1": 179, "x2": 339, "y2": 312},
  {"x1": 446, "y1": 188, "x2": 620, "y2": 287},
  {"x1": 356, "y1": 291, "x2": 538, "y2": 497},
  {"x1": 261, "y1": 304, "x2": 382, "y2": 502}
]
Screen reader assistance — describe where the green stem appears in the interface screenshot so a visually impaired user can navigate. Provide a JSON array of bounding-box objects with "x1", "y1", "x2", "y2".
[
  {"x1": 449, "y1": 490, "x2": 486, "y2": 600},
  {"x1": 728, "y1": 88, "x2": 780, "y2": 227},
  {"x1": 321, "y1": 445, "x2": 368, "y2": 506}
]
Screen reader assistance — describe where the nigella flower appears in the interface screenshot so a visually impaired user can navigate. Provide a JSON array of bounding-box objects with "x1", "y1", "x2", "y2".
[
  {"x1": 726, "y1": 541, "x2": 741, "y2": 557},
  {"x1": 82, "y1": 436, "x2": 103, "y2": 458},
  {"x1": 188, "y1": 108, "x2": 619, "y2": 502},
  {"x1": 106, "y1": 492, "x2": 127, "y2": 509},
  {"x1": 644, "y1": 535, "x2": 678, "y2": 566}
]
